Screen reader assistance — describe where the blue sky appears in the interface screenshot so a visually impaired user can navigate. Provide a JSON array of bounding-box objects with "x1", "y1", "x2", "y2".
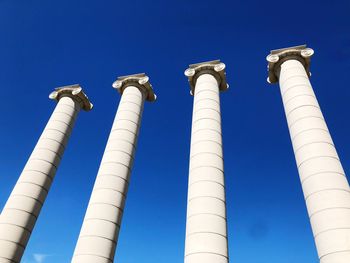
[{"x1": 0, "y1": 0, "x2": 350, "y2": 262}]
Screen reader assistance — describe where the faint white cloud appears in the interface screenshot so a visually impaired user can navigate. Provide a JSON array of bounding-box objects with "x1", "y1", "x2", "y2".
[{"x1": 33, "y1": 253, "x2": 48, "y2": 263}]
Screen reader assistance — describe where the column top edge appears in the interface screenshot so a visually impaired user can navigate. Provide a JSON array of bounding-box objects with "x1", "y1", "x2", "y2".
[
  {"x1": 112, "y1": 73, "x2": 156, "y2": 102},
  {"x1": 49, "y1": 84, "x2": 93, "y2": 111},
  {"x1": 266, "y1": 44, "x2": 314, "y2": 84},
  {"x1": 184, "y1": 60, "x2": 228, "y2": 95}
]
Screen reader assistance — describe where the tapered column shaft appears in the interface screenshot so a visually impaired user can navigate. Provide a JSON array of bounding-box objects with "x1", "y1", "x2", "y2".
[
  {"x1": 72, "y1": 74, "x2": 155, "y2": 263},
  {"x1": 268, "y1": 46, "x2": 350, "y2": 263},
  {"x1": 184, "y1": 61, "x2": 229, "y2": 263},
  {"x1": 0, "y1": 86, "x2": 92, "y2": 263}
]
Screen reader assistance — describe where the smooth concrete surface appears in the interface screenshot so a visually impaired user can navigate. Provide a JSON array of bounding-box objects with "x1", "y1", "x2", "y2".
[
  {"x1": 184, "y1": 61, "x2": 229, "y2": 263},
  {"x1": 0, "y1": 86, "x2": 92, "y2": 263},
  {"x1": 72, "y1": 74, "x2": 155, "y2": 263},
  {"x1": 268, "y1": 46, "x2": 350, "y2": 263}
]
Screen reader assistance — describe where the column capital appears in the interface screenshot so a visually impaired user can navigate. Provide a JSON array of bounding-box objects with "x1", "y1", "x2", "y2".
[
  {"x1": 266, "y1": 44, "x2": 314, "y2": 84},
  {"x1": 184, "y1": 60, "x2": 228, "y2": 95},
  {"x1": 49, "y1": 84, "x2": 93, "y2": 111},
  {"x1": 112, "y1": 73, "x2": 156, "y2": 102}
]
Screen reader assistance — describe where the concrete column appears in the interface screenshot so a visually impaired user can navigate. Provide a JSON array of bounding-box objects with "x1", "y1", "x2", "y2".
[
  {"x1": 72, "y1": 74, "x2": 156, "y2": 263},
  {"x1": 267, "y1": 45, "x2": 350, "y2": 263},
  {"x1": 0, "y1": 85, "x2": 92, "y2": 263},
  {"x1": 184, "y1": 60, "x2": 229, "y2": 263}
]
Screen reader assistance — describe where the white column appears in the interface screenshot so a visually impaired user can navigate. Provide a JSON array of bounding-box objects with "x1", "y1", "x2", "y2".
[
  {"x1": 72, "y1": 74, "x2": 156, "y2": 263},
  {"x1": 184, "y1": 61, "x2": 229, "y2": 263},
  {"x1": 0, "y1": 85, "x2": 92, "y2": 263},
  {"x1": 267, "y1": 45, "x2": 350, "y2": 263}
]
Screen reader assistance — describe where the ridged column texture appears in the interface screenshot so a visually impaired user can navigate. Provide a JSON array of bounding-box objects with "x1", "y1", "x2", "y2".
[
  {"x1": 72, "y1": 86, "x2": 145, "y2": 263},
  {"x1": 185, "y1": 74, "x2": 228, "y2": 263},
  {"x1": 279, "y1": 59, "x2": 350, "y2": 263},
  {"x1": 0, "y1": 96, "x2": 80, "y2": 263}
]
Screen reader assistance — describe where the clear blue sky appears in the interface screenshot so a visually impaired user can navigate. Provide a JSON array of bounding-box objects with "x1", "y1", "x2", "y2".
[{"x1": 0, "y1": 1, "x2": 350, "y2": 262}]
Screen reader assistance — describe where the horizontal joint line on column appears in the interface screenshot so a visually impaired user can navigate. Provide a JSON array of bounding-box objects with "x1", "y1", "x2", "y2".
[
  {"x1": 284, "y1": 93, "x2": 317, "y2": 105},
  {"x1": 0, "y1": 222, "x2": 32, "y2": 234},
  {"x1": 111, "y1": 128, "x2": 137, "y2": 136},
  {"x1": 59, "y1": 102, "x2": 79, "y2": 111},
  {"x1": 17, "y1": 181, "x2": 49, "y2": 194},
  {"x1": 36, "y1": 144, "x2": 65, "y2": 155},
  {"x1": 72, "y1": 253, "x2": 113, "y2": 262},
  {"x1": 53, "y1": 110, "x2": 77, "y2": 121},
  {"x1": 292, "y1": 128, "x2": 329, "y2": 141},
  {"x1": 108, "y1": 136, "x2": 136, "y2": 143},
  {"x1": 319, "y1": 249, "x2": 350, "y2": 260},
  {"x1": 314, "y1": 227, "x2": 350, "y2": 239},
  {"x1": 84, "y1": 217, "x2": 121, "y2": 227},
  {"x1": 120, "y1": 100, "x2": 142, "y2": 108},
  {"x1": 122, "y1": 93, "x2": 143, "y2": 102},
  {"x1": 0, "y1": 256, "x2": 17, "y2": 263},
  {"x1": 288, "y1": 116, "x2": 325, "y2": 129},
  {"x1": 188, "y1": 195, "x2": 226, "y2": 203},
  {"x1": 45, "y1": 128, "x2": 70, "y2": 139},
  {"x1": 190, "y1": 166, "x2": 224, "y2": 173},
  {"x1": 37, "y1": 137, "x2": 68, "y2": 151},
  {"x1": 194, "y1": 98, "x2": 220, "y2": 107},
  {"x1": 189, "y1": 180, "x2": 225, "y2": 188},
  {"x1": 107, "y1": 139, "x2": 136, "y2": 150},
  {"x1": 58, "y1": 104, "x2": 78, "y2": 113},
  {"x1": 78, "y1": 234, "x2": 117, "y2": 244},
  {"x1": 29, "y1": 158, "x2": 58, "y2": 170},
  {"x1": 286, "y1": 104, "x2": 320, "y2": 118},
  {"x1": 305, "y1": 188, "x2": 350, "y2": 201},
  {"x1": 49, "y1": 119, "x2": 74, "y2": 131},
  {"x1": 122, "y1": 93, "x2": 143, "y2": 100},
  {"x1": 309, "y1": 207, "x2": 350, "y2": 219},
  {"x1": 34, "y1": 147, "x2": 63, "y2": 160},
  {"x1": 193, "y1": 107, "x2": 221, "y2": 116},
  {"x1": 123, "y1": 89, "x2": 143, "y2": 96},
  {"x1": 11, "y1": 194, "x2": 44, "y2": 206},
  {"x1": 103, "y1": 149, "x2": 134, "y2": 160},
  {"x1": 194, "y1": 97, "x2": 220, "y2": 105},
  {"x1": 190, "y1": 152, "x2": 223, "y2": 160},
  {"x1": 185, "y1": 251, "x2": 228, "y2": 259},
  {"x1": 282, "y1": 83, "x2": 311, "y2": 97},
  {"x1": 191, "y1": 139, "x2": 222, "y2": 147},
  {"x1": 187, "y1": 213, "x2": 226, "y2": 220},
  {"x1": 2, "y1": 208, "x2": 38, "y2": 219},
  {"x1": 280, "y1": 74, "x2": 308, "y2": 87},
  {"x1": 186, "y1": 231, "x2": 227, "y2": 239},
  {"x1": 195, "y1": 89, "x2": 219, "y2": 96},
  {"x1": 97, "y1": 174, "x2": 129, "y2": 185},
  {"x1": 301, "y1": 171, "x2": 346, "y2": 184},
  {"x1": 192, "y1": 117, "x2": 221, "y2": 125},
  {"x1": 117, "y1": 109, "x2": 141, "y2": 117},
  {"x1": 100, "y1": 161, "x2": 131, "y2": 171},
  {"x1": 0, "y1": 238, "x2": 26, "y2": 249},
  {"x1": 89, "y1": 202, "x2": 124, "y2": 212},
  {"x1": 192, "y1": 128, "x2": 222, "y2": 137},
  {"x1": 298, "y1": 155, "x2": 340, "y2": 168},
  {"x1": 284, "y1": 94, "x2": 316, "y2": 107},
  {"x1": 294, "y1": 141, "x2": 334, "y2": 155},
  {"x1": 93, "y1": 187, "x2": 126, "y2": 198},
  {"x1": 115, "y1": 118, "x2": 140, "y2": 127},
  {"x1": 22, "y1": 169, "x2": 54, "y2": 181}
]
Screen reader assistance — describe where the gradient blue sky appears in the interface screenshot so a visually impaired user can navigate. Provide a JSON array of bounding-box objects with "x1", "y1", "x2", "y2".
[{"x1": 0, "y1": 1, "x2": 350, "y2": 262}]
